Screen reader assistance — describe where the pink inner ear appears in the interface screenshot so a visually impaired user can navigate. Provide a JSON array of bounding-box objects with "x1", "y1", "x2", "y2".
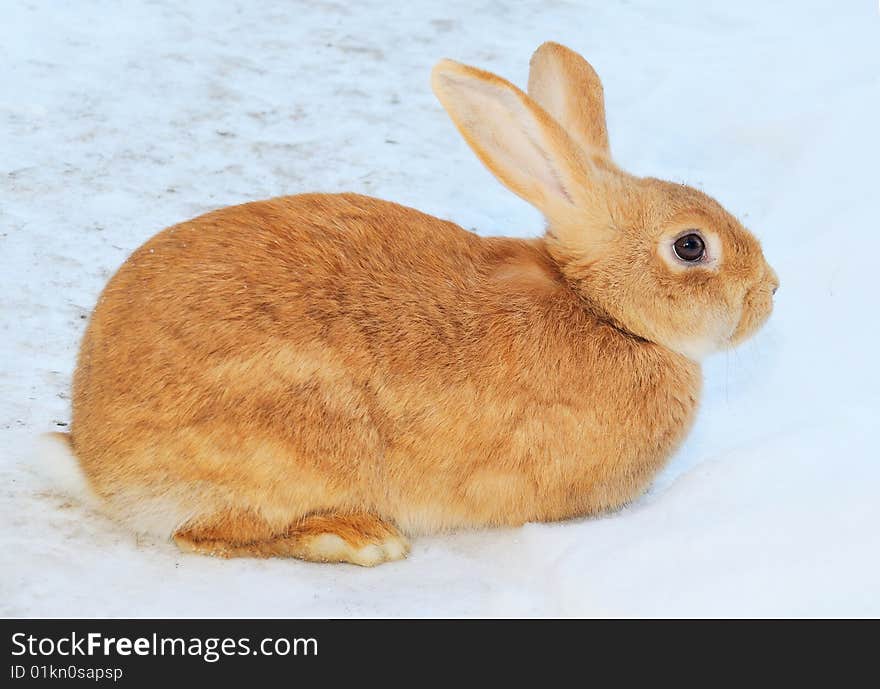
[{"x1": 437, "y1": 72, "x2": 578, "y2": 209}]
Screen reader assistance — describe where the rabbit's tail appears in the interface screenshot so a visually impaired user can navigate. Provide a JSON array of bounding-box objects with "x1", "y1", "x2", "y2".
[
  {"x1": 33, "y1": 432, "x2": 216, "y2": 538},
  {"x1": 33, "y1": 431, "x2": 99, "y2": 507}
]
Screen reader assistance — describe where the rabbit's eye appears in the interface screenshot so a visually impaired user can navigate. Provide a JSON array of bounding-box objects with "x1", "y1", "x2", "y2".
[{"x1": 673, "y1": 233, "x2": 705, "y2": 262}]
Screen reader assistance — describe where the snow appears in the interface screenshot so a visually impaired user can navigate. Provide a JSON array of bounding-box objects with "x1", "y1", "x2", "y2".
[{"x1": 2, "y1": 0, "x2": 879, "y2": 617}]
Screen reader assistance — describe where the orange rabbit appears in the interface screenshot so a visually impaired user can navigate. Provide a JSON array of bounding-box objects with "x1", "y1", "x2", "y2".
[{"x1": 49, "y1": 42, "x2": 777, "y2": 565}]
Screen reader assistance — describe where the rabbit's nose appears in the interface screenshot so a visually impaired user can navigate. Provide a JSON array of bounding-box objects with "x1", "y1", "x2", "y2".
[{"x1": 766, "y1": 266, "x2": 780, "y2": 296}]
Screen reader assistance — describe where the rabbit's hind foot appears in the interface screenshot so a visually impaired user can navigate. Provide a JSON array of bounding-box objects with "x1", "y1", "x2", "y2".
[{"x1": 173, "y1": 511, "x2": 410, "y2": 566}]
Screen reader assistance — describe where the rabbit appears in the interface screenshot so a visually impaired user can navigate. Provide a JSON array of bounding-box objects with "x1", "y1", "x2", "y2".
[{"x1": 48, "y1": 42, "x2": 778, "y2": 566}]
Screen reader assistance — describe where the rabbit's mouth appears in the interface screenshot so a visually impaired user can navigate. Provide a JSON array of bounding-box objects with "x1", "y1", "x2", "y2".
[{"x1": 728, "y1": 274, "x2": 777, "y2": 347}]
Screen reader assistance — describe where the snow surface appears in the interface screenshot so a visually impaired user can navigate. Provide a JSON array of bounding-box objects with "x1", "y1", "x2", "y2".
[{"x1": 2, "y1": 0, "x2": 879, "y2": 617}]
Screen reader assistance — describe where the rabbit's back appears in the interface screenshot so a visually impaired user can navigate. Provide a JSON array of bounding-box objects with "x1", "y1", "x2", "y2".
[{"x1": 73, "y1": 192, "x2": 537, "y2": 437}]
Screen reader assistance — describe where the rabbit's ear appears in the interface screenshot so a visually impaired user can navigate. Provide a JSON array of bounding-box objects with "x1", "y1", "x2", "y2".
[
  {"x1": 527, "y1": 42, "x2": 610, "y2": 156},
  {"x1": 432, "y1": 59, "x2": 596, "y2": 217}
]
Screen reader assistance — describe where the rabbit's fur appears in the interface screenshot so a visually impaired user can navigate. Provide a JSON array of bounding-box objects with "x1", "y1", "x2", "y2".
[{"x1": 57, "y1": 43, "x2": 777, "y2": 565}]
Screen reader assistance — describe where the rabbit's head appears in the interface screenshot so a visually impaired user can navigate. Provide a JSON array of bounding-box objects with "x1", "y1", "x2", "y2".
[{"x1": 433, "y1": 42, "x2": 778, "y2": 361}]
